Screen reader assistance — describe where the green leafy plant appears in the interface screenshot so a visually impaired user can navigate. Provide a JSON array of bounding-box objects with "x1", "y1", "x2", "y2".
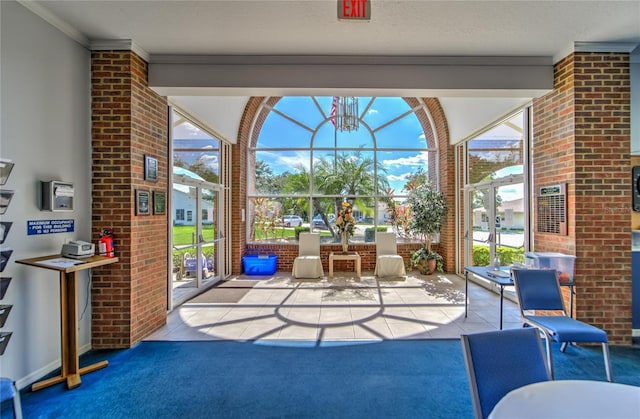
[
  {"x1": 410, "y1": 247, "x2": 444, "y2": 273},
  {"x1": 405, "y1": 172, "x2": 448, "y2": 273}
]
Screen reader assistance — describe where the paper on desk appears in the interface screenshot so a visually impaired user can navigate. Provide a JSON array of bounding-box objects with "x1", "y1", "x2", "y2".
[{"x1": 36, "y1": 258, "x2": 87, "y2": 268}]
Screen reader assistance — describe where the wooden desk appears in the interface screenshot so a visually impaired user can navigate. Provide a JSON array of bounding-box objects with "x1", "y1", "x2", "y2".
[
  {"x1": 328, "y1": 252, "x2": 361, "y2": 278},
  {"x1": 16, "y1": 254, "x2": 118, "y2": 391}
]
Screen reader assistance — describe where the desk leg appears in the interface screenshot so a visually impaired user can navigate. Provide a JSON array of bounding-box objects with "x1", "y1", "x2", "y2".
[
  {"x1": 31, "y1": 271, "x2": 108, "y2": 392},
  {"x1": 329, "y1": 256, "x2": 334, "y2": 278},
  {"x1": 499, "y1": 285, "x2": 504, "y2": 330},
  {"x1": 356, "y1": 257, "x2": 361, "y2": 277},
  {"x1": 569, "y1": 284, "x2": 575, "y2": 318},
  {"x1": 66, "y1": 271, "x2": 81, "y2": 388},
  {"x1": 464, "y1": 271, "x2": 468, "y2": 318}
]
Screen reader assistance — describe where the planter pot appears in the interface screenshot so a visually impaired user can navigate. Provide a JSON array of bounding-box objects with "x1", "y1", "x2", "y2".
[{"x1": 417, "y1": 259, "x2": 437, "y2": 275}]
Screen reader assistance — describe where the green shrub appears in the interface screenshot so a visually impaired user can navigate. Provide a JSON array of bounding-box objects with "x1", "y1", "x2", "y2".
[
  {"x1": 472, "y1": 244, "x2": 524, "y2": 266},
  {"x1": 365, "y1": 227, "x2": 389, "y2": 242},
  {"x1": 295, "y1": 226, "x2": 311, "y2": 240}
]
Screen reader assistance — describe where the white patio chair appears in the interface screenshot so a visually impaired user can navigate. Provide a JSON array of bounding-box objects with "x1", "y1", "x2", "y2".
[
  {"x1": 292, "y1": 233, "x2": 324, "y2": 278},
  {"x1": 374, "y1": 232, "x2": 406, "y2": 278}
]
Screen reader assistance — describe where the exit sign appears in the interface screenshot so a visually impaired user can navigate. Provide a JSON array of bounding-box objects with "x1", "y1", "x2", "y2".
[{"x1": 338, "y1": 0, "x2": 370, "y2": 21}]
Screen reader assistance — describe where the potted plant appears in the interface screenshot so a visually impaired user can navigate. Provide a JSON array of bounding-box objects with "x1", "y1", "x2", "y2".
[
  {"x1": 410, "y1": 247, "x2": 444, "y2": 274},
  {"x1": 405, "y1": 173, "x2": 448, "y2": 274}
]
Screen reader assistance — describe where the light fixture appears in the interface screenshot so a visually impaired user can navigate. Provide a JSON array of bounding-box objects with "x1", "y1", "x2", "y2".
[{"x1": 333, "y1": 96, "x2": 360, "y2": 132}]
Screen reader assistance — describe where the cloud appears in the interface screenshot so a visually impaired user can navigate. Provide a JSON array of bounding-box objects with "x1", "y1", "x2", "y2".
[
  {"x1": 387, "y1": 173, "x2": 411, "y2": 182},
  {"x1": 382, "y1": 151, "x2": 430, "y2": 167},
  {"x1": 259, "y1": 150, "x2": 310, "y2": 173}
]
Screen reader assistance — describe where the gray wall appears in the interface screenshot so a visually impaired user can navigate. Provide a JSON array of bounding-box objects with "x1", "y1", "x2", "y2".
[{"x1": 1, "y1": 1, "x2": 92, "y2": 388}]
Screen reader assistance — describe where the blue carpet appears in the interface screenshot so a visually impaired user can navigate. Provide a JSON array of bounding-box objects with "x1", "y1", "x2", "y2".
[{"x1": 5, "y1": 340, "x2": 640, "y2": 419}]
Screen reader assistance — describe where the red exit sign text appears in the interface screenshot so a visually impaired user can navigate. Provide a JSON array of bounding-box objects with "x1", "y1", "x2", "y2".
[{"x1": 338, "y1": 0, "x2": 370, "y2": 21}]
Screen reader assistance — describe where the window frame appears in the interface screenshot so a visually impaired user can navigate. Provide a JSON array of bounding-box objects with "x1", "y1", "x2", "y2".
[{"x1": 247, "y1": 96, "x2": 440, "y2": 245}]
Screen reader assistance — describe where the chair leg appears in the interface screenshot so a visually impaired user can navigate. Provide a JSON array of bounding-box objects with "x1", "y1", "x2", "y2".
[
  {"x1": 12, "y1": 381, "x2": 22, "y2": 419},
  {"x1": 542, "y1": 332, "x2": 555, "y2": 380},
  {"x1": 602, "y1": 342, "x2": 613, "y2": 383}
]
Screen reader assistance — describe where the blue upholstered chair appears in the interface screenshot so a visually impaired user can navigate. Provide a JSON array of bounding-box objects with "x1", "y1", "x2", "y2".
[
  {"x1": 512, "y1": 268, "x2": 613, "y2": 382},
  {"x1": 461, "y1": 328, "x2": 551, "y2": 419},
  {"x1": 0, "y1": 378, "x2": 23, "y2": 419}
]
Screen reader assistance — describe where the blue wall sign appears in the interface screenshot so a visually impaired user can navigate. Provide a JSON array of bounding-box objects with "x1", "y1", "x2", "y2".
[{"x1": 27, "y1": 219, "x2": 74, "y2": 235}]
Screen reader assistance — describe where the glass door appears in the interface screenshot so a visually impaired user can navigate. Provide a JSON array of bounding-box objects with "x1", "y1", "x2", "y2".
[
  {"x1": 171, "y1": 177, "x2": 223, "y2": 307},
  {"x1": 466, "y1": 186, "x2": 493, "y2": 267},
  {"x1": 200, "y1": 187, "x2": 223, "y2": 286},
  {"x1": 465, "y1": 178, "x2": 525, "y2": 268}
]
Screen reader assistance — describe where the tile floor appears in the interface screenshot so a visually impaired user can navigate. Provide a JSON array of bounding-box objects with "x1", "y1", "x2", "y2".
[{"x1": 145, "y1": 272, "x2": 523, "y2": 343}]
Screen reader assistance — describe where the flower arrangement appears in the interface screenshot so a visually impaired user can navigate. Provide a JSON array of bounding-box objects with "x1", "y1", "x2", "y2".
[
  {"x1": 334, "y1": 201, "x2": 357, "y2": 237},
  {"x1": 335, "y1": 201, "x2": 357, "y2": 252}
]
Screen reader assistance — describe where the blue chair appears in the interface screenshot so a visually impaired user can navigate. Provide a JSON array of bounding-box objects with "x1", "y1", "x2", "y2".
[
  {"x1": 512, "y1": 268, "x2": 613, "y2": 382},
  {"x1": 461, "y1": 328, "x2": 551, "y2": 419},
  {"x1": 0, "y1": 378, "x2": 22, "y2": 419}
]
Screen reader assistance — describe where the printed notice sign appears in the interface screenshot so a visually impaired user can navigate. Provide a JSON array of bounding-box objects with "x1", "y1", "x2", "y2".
[{"x1": 27, "y1": 219, "x2": 74, "y2": 235}]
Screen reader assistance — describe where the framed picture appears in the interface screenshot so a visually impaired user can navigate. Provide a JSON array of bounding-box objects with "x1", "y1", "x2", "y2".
[
  {"x1": 135, "y1": 189, "x2": 150, "y2": 215},
  {"x1": 144, "y1": 155, "x2": 158, "y2": 182},
  {"x1": 153, "y1": 191, "x2": 166, "y2": 215}
]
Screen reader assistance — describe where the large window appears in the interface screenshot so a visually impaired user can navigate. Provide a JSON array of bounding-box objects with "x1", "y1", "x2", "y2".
[{"x1": 248, "y1": 96, "x2": 438, "y2": 244}]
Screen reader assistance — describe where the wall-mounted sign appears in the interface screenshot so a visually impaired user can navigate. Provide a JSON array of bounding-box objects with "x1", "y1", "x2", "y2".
[
  {"x1": 27, "y1": 219, "x2": 75, "y2": 235},
  {"x1": 338, "y1": 0, "x2": 370, "y2": 21},
  {"x1": 539, "y1": 185, "x2": 562, "y2": 196}
]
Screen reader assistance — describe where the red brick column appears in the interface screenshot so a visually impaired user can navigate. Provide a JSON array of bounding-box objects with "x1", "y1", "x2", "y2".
[
  {"x1": 533, "y1": 52, "x2": 632, "y2": 344},
  {"x1": 91, "y1": 50, "x2": 169, "y2": 348}
]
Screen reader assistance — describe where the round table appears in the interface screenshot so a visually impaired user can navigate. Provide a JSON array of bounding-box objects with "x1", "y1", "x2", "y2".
[{"x1": 488, "y1": 380, "x2": 640, "y2": 419}]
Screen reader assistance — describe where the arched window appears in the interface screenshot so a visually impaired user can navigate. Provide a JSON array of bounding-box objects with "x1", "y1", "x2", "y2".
[{"x1": 248, "y1": 96, "x2": 438, "y2": 244}]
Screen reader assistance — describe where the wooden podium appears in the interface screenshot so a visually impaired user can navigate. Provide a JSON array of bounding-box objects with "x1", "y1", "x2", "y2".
[{"x1": 16, "y1": 254, "x2": 118, "y2": 391}]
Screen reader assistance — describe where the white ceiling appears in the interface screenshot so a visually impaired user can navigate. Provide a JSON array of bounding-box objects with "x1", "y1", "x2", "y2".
[{"x1": 23, "y1": 0, "x2": 640, "y2": 143}]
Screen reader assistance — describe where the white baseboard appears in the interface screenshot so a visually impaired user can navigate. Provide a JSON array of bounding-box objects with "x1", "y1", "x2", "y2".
[{"x1": 15, "y1": 342, "x2": 94, "y2": 391}]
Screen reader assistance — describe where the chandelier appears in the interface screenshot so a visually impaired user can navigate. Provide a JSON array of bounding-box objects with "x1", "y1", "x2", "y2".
[{"x1": 333, "y1": 96, "x2": 359, "y2": 132}]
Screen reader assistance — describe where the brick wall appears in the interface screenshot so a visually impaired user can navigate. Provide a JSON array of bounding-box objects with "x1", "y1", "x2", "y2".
[
  {"x1": 91, "y1": 50, "x2": 169, "y2": 348},
  {"x1": 532, "y1": 52, "x2": 632, "y2": 344},
  {"x1": 233, "y1": 97, "x2": 452, "y2": 275},
  {"x1": 245, "y1": 242, "x2": 428, "y2": 273}
]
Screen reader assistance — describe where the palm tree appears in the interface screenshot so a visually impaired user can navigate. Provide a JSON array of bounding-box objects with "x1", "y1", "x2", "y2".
[{"x1": 313, "y1": 151, "x2": 388, "y2": 237}]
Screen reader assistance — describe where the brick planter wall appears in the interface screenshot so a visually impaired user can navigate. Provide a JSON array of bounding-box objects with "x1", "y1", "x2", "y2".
[
  {"x1": 244, "y1": 242, "x2": 435, "y2": 274},
  {"x1": 532, "y1": 52, "x2": 632, "y2": 344},
  {"x1": 91, "y1": 50, "x2": 169, "y2": 348}
]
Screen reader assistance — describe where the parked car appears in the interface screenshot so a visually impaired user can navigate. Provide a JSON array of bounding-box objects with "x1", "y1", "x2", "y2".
[
  {"x1": 312, "y1": 214, "x2": 335, "y2": 229},
  {"x1": 280, "y1": 215, "x2": 303, "y2": 227}
]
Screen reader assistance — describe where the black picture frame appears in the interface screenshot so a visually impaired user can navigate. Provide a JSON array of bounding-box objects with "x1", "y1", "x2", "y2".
[
  {"x1": 144, "y1": 155, "x2": 158, "y2": 182},
  {"x1": 153, "y1": 191, "x2": 166, "y2": 215},
  {"x1": 136, "y1": 189, "x2": 150, "y2": 215}
]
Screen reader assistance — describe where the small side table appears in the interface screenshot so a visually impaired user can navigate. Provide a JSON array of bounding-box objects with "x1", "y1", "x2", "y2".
[{"x1": 328, "y1": 251, "x2": 361, "y2": 278}]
